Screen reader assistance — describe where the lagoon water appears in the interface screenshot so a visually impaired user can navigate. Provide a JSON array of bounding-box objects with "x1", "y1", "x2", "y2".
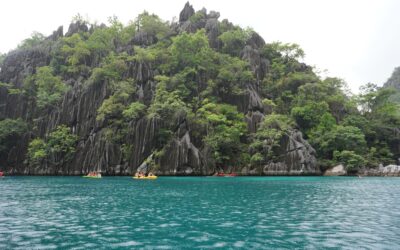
[{"x1": 1, "y1": 176, "x2": 400, "y2": 249}]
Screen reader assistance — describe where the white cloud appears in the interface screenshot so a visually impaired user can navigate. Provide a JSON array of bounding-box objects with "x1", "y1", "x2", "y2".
[{"x1": 1, "y1": 0, "x2": 399, "y2": 92}]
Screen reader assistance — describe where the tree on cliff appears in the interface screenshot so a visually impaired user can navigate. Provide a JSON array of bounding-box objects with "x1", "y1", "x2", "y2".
[
  {"x1": 27, "y1": 125, "x2": 78, "y2": 170},
  {"x1": 17, "y1": 32, "x2": 45, "y2": 49},
  {"x1": 0, "y1": 119, "x2": 27, "y2": 155},
  {"x1": 197, "y1": 100, "x2": 247, "y2": 167},
  {"x1": 249, "y1": 114, "x2": 295, "y2": 165},
  {"x1": 23, "y1": 66, "x2": 68, "y2": 109}
]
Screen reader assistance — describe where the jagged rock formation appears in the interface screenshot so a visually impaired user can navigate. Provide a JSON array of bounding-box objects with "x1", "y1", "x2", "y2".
[
  {"x1": 158, "y1": 131, "x2": 206, "y2": 175},
  {"x1": 384, "y1": 67, "x2": 400, "y2": 90},
  {"x1": 241, "y1": 45, "x2": 269, "y2": 85},
  {"x1": 262, "y1": 130, "x2": 319, "y2": 175},
  {"x1": 0, "y1": 3, "x2": 320, "y2": 176},
  {"x1": 133, "y1": 31, "x2": 157, "y2": 46},
  {"x1": 47, "y1": 26, "x2": 63, "y2": 41},
  {"x1": 179, "y1": 2, "x2": 195, "y2": 23},
  {"x1": 65, "y1": 21, "x2": 89, "y2": 37}
]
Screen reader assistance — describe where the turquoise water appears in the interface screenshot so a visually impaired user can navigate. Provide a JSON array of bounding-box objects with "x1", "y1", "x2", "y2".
[{"x1": 1, "y1": 177, "x2": 400, "y2": 249}]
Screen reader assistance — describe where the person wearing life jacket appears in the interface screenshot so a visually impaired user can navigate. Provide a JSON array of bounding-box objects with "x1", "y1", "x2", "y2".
[{"x1": 0, "y1": 171, "x2": 4, "y2": 177}]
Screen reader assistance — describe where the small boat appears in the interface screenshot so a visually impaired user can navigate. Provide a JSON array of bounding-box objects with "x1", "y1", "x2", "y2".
[
  {"x1": 0, "y1": 171, "x2": 4, "y2": 178},
  {"x1": 83, "y1": 172, "x2": 102, "y2": 179},
  {"x1": 133, "y1": 175, "x2": 158, "y2": 180},
  {"x1": 83, "y1": 175, "x2": 102, "y2": 179},
  {"x1": 224, "y1": 173, "x2": 237, "y2": 177},
  {"x1": 214, "y1": 173, "x2": 237, "y2": 177}
]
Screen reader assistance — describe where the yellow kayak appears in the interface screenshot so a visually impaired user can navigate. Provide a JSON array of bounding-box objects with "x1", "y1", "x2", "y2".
[
  {"x1": 83, "y1": 175, "x2": 102, "y2": 179},
  {"x1": 133, "y1": 176, "x2": 158, "y2": 180}
]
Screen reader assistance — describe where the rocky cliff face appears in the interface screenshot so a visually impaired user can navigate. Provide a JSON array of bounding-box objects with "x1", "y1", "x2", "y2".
[
  {"x1": 0, "y1": 3, "x2": 319, "y2": 175},
  {"x1": 384, "y1": 67, "x2": 400, "y2": 90}
]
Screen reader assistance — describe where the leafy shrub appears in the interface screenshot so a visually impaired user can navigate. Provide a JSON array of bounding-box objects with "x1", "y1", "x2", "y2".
[
  {"x1": 0, "y1": 119, "x2": 28, "y2": 153},
  {"x1": 33, "y1": 66, "x2": 68, "y2": 109},
  {"x1": 198, "y1": 100, "x2": 247, "y2": 166},
  {"x1": 219, "y1": 28, "x2": 252, "y2": 56},
  {"x1": 18, "y1": 32, "x2": 45, "y2": 49},
  {"x1": 249, "y1": 114, "x2": 295, "y2": 163},
  {"x1": 311, "y1": 125, "x2": 367, "y2": 159},
  {"x1": 27, "y1": 125, "x2": 77, "y2": 167},
  {"x1": 333, "y1": 150, "x2": 366, "y2": 171},
  {"x1": 122, "y1": 102, "x2": 147, "y2": 121},
  {"x1": 27, "y1": 138, "x2": 47, "y2": 166}
]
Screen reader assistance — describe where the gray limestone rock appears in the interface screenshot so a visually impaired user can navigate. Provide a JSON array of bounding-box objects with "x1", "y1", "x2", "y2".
[
  {"x1": 158, "y1": 131, "x2": 206, "y2": 175},
  {"x1": 208, "y1": 11, "x2": 220, "y2": 19},
  {"x1": 133, "y1": 30, "x2": 157, "y2": 46},
  {"x1": 46, "y1": 26, "x2": 63, "y2": 41},
  {"x1": 241, "y1": 45, "x2": 269, "y2": 84},
  {"x1": 263, "y1": 130, "x2": 319, "y2": 175},
  {"x1": 384, "y1": 67, "x2": 400, "y2": 90},
  {"x1": 205, "y1": 18, "x2": 221, "y2": 48},
  {"x1": 65, "y1": 21, "x2": 88, "y2": 37},
  {"x1": 246, "y1": 31, "x2": 265, "y2": 49},
  {"x1": 245, "y1": 111, "x2": 264, "y2": 133},
  {"x1": 179, "y1": 2, "x2": 195, "y2": 23},
  {"x1": 359, "y1": 165, "x2": 400, "y2": 176},
  {"x1": 324, "y1": 164, "x2": 347, "y2": 176}
]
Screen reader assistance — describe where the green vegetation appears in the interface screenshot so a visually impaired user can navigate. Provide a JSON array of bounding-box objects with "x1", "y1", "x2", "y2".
[
  {"x1": 198, "y1": 101, "x2": 247, "y2": 167},
  {"x1": 169, "y1": 30, "x2": 214, "y2": 73},
  {"x1": 61, "y1": 33, "x2": 91, "y2": 74},
  {"x1": 147, "y1": 76, "x2": 188, "y2": 120},
  {"x1": 0, "y1": 119, "x2": 27, "y2": 154},
  {"x1": 27, "y1": 125, "x2": 77, "y2": 168},
  {"x1": 96, "y1": 80, "x2": 135, "y2": 122},
  {"x1": 27, "y1": 138, "x2": 47, "y2": 166},
  {"x1": 311, "y1": 125, "x2": 367, "y2": 159},
  {"x1": 250, "y1": 114, "x2": 295, "y2": 164},
  {"x1": 135, "y1": 11, "x2": 170, "y2": 39},
  {"x1": 219, "y1": 28, "x2": 252, "y2": 56},
  {"x1": 333, "y1": 150, "x2": 366, "y2": 171},
  {"x1": 18, "y1": 32, "x2": 45, "y2": 49},
  {"x1": 24, "y1": 66, "x2": 68, "y2": 109},
  {"x1": 122, "y1": 102, "x2": 147, "y2": 121}
]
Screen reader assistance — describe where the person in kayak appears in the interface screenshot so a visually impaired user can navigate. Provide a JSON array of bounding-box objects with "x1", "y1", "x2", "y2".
[
  {"x1": 0, "y1": 171, "x2": 4, "y2": 177},
  {"x1": 134, "y1": 172, "x2": 143, "y2": 178}
]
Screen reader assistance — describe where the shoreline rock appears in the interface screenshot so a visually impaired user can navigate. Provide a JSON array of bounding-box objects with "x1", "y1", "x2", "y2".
[
  {"x1": 324, "y1": 164, "x2": 347, "y2": 176},
  {"x1": 359, "y1": 165, "x2": 400, "y2": 177}
]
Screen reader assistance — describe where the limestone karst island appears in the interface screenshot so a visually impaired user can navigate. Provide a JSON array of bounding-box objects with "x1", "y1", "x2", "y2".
[{"x1": 0, "y1": 2, "x2": 400, "y2": 249}]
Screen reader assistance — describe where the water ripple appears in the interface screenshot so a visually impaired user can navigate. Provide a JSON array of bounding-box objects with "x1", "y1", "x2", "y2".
[{"x1": 1, "y1": 176, "x2": 400, "y2": 249}]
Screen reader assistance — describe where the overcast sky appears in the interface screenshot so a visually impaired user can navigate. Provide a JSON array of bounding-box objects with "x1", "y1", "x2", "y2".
[{"x1": 1, "y1": 0, "x2": 399, "y2": 92}]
